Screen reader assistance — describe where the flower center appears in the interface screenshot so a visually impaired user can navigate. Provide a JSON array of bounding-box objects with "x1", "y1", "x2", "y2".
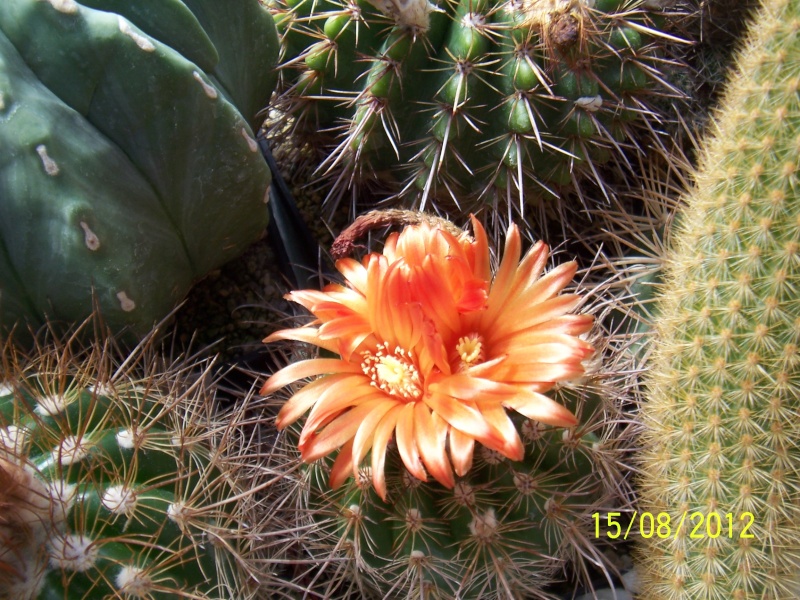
[
  {"x1": 362, "y1": 342, "x2": 422, "y2": 400},
  {"x1": 456, "y1": 333, "x2": 485, "y2": 368}
]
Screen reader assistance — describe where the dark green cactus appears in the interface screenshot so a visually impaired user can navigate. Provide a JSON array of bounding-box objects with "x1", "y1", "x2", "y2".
[
  {"x1": 0, "y1": 0, "x2": 278, "y2": 340},
  {"x1": 269, "y1": 0, "x2": 682, "y2": 215}
]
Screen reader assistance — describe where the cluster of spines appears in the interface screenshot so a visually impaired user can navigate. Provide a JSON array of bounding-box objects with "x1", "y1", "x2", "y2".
[
  {"x1": 636, "y1": 0, "x2": 800, "y2": 597},
  {"x1": 269, "y1": 0, "x2": 684, "y2": 220},
  {"x1": 273, "y1": 0, "x2": 680, "y2": 218}
]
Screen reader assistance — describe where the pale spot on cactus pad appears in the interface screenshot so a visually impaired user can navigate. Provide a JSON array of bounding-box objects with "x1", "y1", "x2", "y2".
[
  {"x1": 193, "y1": 71, "x2": 218, "y2": 99},
  {"x1": 79, "y1": 221, "x2": 100, "y2": 250},
  {"x1": 46, "y1": 0, "x2": 79, "y2": 14},
  {"x1": 35, "y1": 145, "x2": 59, "y2": 176},
  {"x1": 241, "y1": 128, "x2": 259, "y2": 153},
  {"x1": 116, "y1": 291, "x2": 136, "y2": 312},
  {"x1": 117, "y1": 17, "x2": 155, "y2": 52}
]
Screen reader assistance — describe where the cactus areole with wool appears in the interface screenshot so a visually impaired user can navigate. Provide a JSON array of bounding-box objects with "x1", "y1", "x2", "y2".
[{"x1": 0, "y1": 0, "x2": 279, "y2": 339}]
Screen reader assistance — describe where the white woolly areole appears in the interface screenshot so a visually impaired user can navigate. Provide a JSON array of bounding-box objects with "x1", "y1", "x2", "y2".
[
  {"x1": 115, "y1": 565, "x2": 154, "y2": 597},
  {"x1": 36, "y1": 144, "x2": 59, "y2": 176},
  {"x1": 118, "y1": 17, "x2": 156, "y2": 52},
  {"x1": 0, "y1": 424, "x2": 28, "y2": 453},
  {"x1": 48, "y1": 480, "x2": 78, "y2": 526},
  {"x1": 363, "y1": 0, "x2": 440, "y2": 31},
  {"x1": 0, "y1": 381, "x2": 14, "y2": 395},
  {"x1": 102, "y1": 484, "x2": 137, "y2": 516},
  {"x1": 193, "y1": 71, "x2": 218, "y2": 99},
  {"x1": 48, "y1": 534, "x2": 98, "y2": 572},
  {"x1": 46, "y1": 0, "x2": 79, "y2": 14},
  {"x1": 34, "y1": 393, "x2": 71, "y2": 417},
  {"x1": 469, "y1": 509, "x2": 499, "y2": 541},
  {"x1": 116, "y1": 428, "x2": 136, "y2": 450},
  {"x1": 87, "y1": 381, "x2": 114, "y2": 396},
  {"x1": 575, "y1": 95, "x2": 603, "y2": 111},
  {"x1": 55, "y1": 435, "x2": 91, "y2": 465},
  {"x1": 167, "y1": 501, "x2": 191, "y2": 528}
]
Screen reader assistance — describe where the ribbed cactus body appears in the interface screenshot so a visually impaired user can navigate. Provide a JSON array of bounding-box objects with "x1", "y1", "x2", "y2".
[
  {"x1": 271, "y1": 0, "x2": 677, "y2": 211},
  {"x1": 636, "y1": 0, "x2": 800, "y2": 597},
  {"x1": 291, "y1": 385, "x2": 628, "y2": 599},
  {"x1": 0, "y1": 334, "x2": 264, "y2": 599},
  {"x1": 0, "y1": 0, "x2": 278, "y2": 339}
]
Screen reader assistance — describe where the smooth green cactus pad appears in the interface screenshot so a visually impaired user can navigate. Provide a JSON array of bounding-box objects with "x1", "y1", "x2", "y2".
[
  {"x1": 0, "y1": 0, "x2": 278, "y2": 339},
  {"x1": 269, "y1": 0, "x2": 681, "y2": 215},
  {"x1": 0, "y1": 323, "x2": 274, "y2": 599},
  {"x1": 636, "y1": 0, "x2": 800, "y2": 597}
]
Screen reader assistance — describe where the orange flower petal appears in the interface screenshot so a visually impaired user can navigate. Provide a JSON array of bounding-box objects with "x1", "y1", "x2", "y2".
[
  {"x1": 469, "y1": 215, "x2": 491, "y2": 282},
  {"x1": 428, "y1": 375, "x2": 518, "y2": 402},
  {"x1": 479, "y1": 405, "x2": 524, "y2": 460},
  {"x1": 449, "y1": 427, "x2": 475, "y2": 476},
  {"x1": 301, "y1": 385, "x2": 384, "y2": 447},
  {"x1": 414, "y1": 402, "x2": 454, "y2": 489},
  {"x1": 424, "y1": 392, "x2": 496, "y2": 443},
  {"x1": 261, "y1": 358, "x2": 360, "y2": 396},
  {"x1": 372, "y1": 404, "x2": 403, "y2": 501},
  {"x1": 262, "y1": 327, "x2": 339, "y2": 354},
  {"x1": 503, "y1": 391, "x2": 578, "y2": 427},
  {"x1": 300, "y1": 399, "x2": 386, "y2": 463},
  {"x1": 351, "y1": 398, "x2": 402, "y2": 470},
  {"x1": 336, "y1": 257, "x2": 369, "y2": 294},
  {"x1": 329, "y1": 439, "x2": 355, "y2": 490},
  {"x1": 276, "y1": 373, "x2": 363, "y2": 429},
  {"x1": 486, "y1": 224, "x2": 522, "y2": 312},
  {"x1": 396, "y1": 403, "x2": 427, "y2": 482}
]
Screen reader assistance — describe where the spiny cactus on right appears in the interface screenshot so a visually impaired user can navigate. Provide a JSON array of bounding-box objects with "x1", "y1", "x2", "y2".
[
  {"x1": 268, "y1": 0, "x2": 685, "y2": 218},
  {"x1": 636, "y1": 0, "x2": 800, "y2": 597}
]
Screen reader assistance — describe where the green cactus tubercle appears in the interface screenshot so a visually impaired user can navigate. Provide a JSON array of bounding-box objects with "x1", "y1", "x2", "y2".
[{"x1": 0, "y1": 0, "x2": 279, "y2": 339}]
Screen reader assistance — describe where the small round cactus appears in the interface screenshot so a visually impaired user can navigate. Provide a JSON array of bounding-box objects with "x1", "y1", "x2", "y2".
[
  {"x1": 0, "y1": 320, "x2": 277, "y2": 599},
  {"x1": 269, "y1": 0, "x2": 684, "y2": 218},
  {"x1": 636, "y1": 0, "x2": 800, "y2": 597}
]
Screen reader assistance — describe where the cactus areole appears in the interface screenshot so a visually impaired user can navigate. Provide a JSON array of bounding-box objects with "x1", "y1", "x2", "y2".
[{"x1": 0, "y1": 0, "x2": 279, "y2": 340}]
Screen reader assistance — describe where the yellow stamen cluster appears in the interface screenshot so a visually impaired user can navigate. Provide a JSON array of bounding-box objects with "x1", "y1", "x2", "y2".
[
  {"x1": 456, "y1": 333, "x2": 485, "y2": 369},
  {"x1": 361, "y1": 342, "x2": 422, "y2": 400}
]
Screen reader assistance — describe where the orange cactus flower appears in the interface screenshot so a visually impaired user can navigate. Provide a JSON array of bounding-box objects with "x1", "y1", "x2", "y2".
[{"x1": 261, "y1": 216, "x2": 594, "y2": 500}]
